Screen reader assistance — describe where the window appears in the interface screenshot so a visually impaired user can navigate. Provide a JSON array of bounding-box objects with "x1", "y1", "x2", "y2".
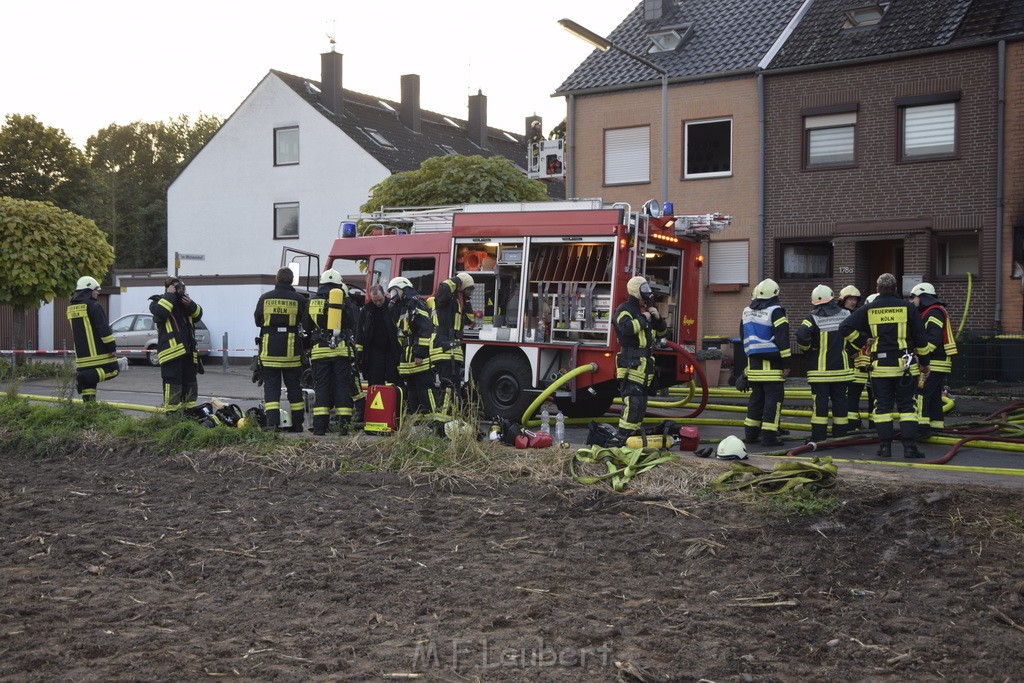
[
  {"x1": 936, "y1": 233, "x2": 978, "y2": 276},
  {"x1": 805, "y1": 112, "x2": 856, "y2": 167},
  {"x1": 400, "y1": 257, "x2": 435, "y2": 295},
  {"x1": 604, "y1": 126, "x2": 650, "y2": 185},
  {"x1": 274, "y1": 202, "x2": 299, "y2": 239},
  {"x1": 647, "y1": 25, "x2": 692, "y2": 54},
  {"x1": 371, "y1": 258, "x2": 392, "y2": 287},
  {"x1": 842, "y1": 3, "x2": 889, "y2": 29},
  {"x1": 709, "y1": 240, "x2": 749, "y2": 285},
  {"x1": 274, "y1": 127, "x2": 299, "y2": 166},
  {"x1": 780, "y1": 242, "x2": 831, "y2": 279},
  {"x1": 361, "y1": 127, "x2": 395, "y2": 148},
  {"x1": 685, "y1": 119, "x2": 732, "y2": 178},
  {"x1": 900, "y1": 100, "x2": 957, "y2": 161}
]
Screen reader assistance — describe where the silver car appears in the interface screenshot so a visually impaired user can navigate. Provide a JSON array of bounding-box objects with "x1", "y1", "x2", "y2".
[{"x1": 109, "y1": 313, "x2": 212, "y2": 366}]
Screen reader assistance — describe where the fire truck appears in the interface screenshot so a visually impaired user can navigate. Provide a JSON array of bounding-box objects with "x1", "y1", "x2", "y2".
[{"x1": 324, "y1": 199, "x2": 730, "y2": 420}]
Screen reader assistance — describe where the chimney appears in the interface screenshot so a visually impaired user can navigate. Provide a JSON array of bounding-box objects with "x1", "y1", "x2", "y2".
[
  {"x1": 400, "y1": 74, "x2": 421, "y2": 133},
  {"x1": 321, "y1": 50, "x2": 344, "y2": 116},
  {"x1": 468, "y1": 90, "x2": 487, "y2": 149},
  {"x1": 644, "y1": 0, "x2": 672, "y2": 21}
]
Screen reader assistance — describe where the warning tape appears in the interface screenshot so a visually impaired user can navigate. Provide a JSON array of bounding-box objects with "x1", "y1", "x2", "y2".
[{"x1": 0, "y1": 349, "x2": 259, "y2": 355}]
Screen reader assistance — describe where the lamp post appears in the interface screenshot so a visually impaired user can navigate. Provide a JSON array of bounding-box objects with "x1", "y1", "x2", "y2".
[{"x1": 559, "y1": 18, "x2": 669, "y2": 206}]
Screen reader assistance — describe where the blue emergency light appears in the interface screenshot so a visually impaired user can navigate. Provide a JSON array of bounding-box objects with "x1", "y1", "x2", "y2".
[
  {"x1": 341, "y1": 221, "x2": 356, "y2": 238},
  {"x1": 663, "y1": 201, "x2": 674, "y2": 216}
]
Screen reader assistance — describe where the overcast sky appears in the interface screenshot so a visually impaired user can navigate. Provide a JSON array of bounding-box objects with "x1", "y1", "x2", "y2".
[{"x1": 0, "y1": 1, "x2": 629, "y2": 148}]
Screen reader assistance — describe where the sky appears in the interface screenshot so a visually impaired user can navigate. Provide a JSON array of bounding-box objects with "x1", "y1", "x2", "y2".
[{"x1": 0, "y1": 1, "x2": 631, "y2": 148}]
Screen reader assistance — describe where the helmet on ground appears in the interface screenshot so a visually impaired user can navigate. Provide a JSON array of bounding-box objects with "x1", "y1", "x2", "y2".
[
  {"x1": 716, "y1": 435, "x2": 748, "y2": 460},
  {"x1": 627, "y1": 275, "x2": 655, "y2": 305},
  {"x1": 811, "y1": 284, "x2": 834, "y2": 305},
  {"x1": 752, "y1": 278, "x2": 780, "y2": 300},
  {"x1": 910, "y1": 282, "x2": 935, "y2": 297},
  {"x1": 76, "y1": 276, "x2": 101, "y2": 291},
  {"x1": 455, "y1": 272, "x2": 475, "y2": 290},
  {"x1": 866, "y1": 293, "x2": 879, "y2": 304},
  {"x1": 319, "y1": 269, "x2": 342, "y2": 285},
  {"x1": 839, "y1": 285, "x2": 860, "y2": 300}
]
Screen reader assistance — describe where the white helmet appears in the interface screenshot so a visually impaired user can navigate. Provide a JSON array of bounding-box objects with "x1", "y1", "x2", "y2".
[
  {"x1": 716, "y1": 435, "x2": 748, "y2": 460},
  {"x1": 910, "y1": 282, "x2": 935, "y2": 297},
  {"x1": 752, "y1": 278, "x2": 780, "y2": 300},
  {"x1": 76, "y1": 276, "x2": 101, "y2": 291},
  {"x1": 320, "y1": 269, "x2": 342, "y2": 285},
  {"x1": 866, "y1": 293, "x2": 879, "y2": 304},
  {"x1": 811, "y1": 284, "x2": 834, "y2": 305},
  {"x1": 839, "y1": 285, "x2": 860, "y2": 300},
  {"x1": 455, "y1": 272, "x2": 475, "y2": 291},
  {"x1": 387, "y1": 276, "x2": 413, "y2": 298}
]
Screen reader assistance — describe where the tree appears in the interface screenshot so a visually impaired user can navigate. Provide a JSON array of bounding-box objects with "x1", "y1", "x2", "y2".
[
  {"x1": 0, "y1": 197, "x2": 114, "y2": 353},
  {"x1": 80, "y1": 114, "x2": 221, "y2": 269},
  {"x1": 0, "y1": 114, "x2": 91, "y2": 210},
  {"x1": 361, "y1": 155, "x2": 550, "y2": 216}
]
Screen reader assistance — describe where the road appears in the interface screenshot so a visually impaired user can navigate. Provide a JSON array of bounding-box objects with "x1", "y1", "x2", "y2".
[{"x1": 8, "y1": 364, "x2": 1024, "y2": 489}]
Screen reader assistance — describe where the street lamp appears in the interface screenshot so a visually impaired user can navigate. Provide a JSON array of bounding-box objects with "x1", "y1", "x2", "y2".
[{"x1": 559, "y1": 18, "x2": 669, "y2": 206}]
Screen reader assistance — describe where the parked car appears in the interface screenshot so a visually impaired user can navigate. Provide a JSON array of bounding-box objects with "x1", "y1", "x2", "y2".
[{"x1": 109, "y1": 313, "x2": 212, "y2": 366}]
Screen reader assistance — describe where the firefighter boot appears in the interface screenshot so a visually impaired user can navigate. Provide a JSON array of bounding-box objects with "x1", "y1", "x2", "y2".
[
  {"x1": 902, "y1": 441, "x2": 925, "y2": 459},
  {"x1": 352, "y1": 398, "x2": 365, "y2": 428},
  {"x1": 876, "y1": 441, "x2": 892, "y2": 458},
  {"x1": 743, "y1": 427, "x2": 761, "y2": 445},
  {"x1": 808, "y1": 425, "x2": 828, "y2": 443},
  {"x1": 310, "y1": 416, "x2": 329, "y2": 437},
  {"x1": 917, "y1": 425, "x2": 932, "y2": 442},
  {"x1": 760, "y1": 430, "x2": 784, "y2": 448}
]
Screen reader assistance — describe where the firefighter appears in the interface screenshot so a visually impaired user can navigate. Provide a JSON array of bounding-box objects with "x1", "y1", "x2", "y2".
[
  {"x1": 613, "y1": 276, "x2": 667, "y2": 437},
  {"x1": 910, "y1": 282, "x2": 957, "y2": 440},
  {"x1": 740, "y1": 278, "x2": 791, "y2": 447},
  {"x1": 431, "y1": 272, "x2": 475, "y2": 420},
  {"x1": 343, "y1": 285, "x2": 367, "y2": 426},
  {"x1": 839, "y1": 273, "x2": 930, "y2": 458},
  {"x1": 358, "y1": 283, "x2": 401, "y2": 385},
  {"x1": 796, "y1": 285, "x2": 853, "y2": 442},
  {"x1": 66, "y1": 276, "x2": 123, "y2": 401},
  {"x1": 387, "y1": 276, "x2": 440, "y2": 425},
  {"x1": 149, "y1": 277, "x2": 204, "y2": 412},
  {"x1": 254, "y1": 267, "x2": 308, "y2": 432},
  {"x1": 839, "y1": 285, "x2": 869, "y2": 429},
  {"x1": 303, "y1": 269, "x2": 356, "y2": 435}
]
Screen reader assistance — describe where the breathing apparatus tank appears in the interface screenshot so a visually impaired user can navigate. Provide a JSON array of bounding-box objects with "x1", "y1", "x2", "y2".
[{"x1": 327, "y1": 287, "x2": 344, "y2": 343}]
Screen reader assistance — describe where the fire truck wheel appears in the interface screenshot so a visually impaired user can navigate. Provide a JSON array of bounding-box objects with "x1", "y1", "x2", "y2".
[
  {"x1": 476, "y1": 353, "x2": 533, "y2": 420},
  {"x1": 554, "y1": 388, "x2": 615, "y2": 419}
]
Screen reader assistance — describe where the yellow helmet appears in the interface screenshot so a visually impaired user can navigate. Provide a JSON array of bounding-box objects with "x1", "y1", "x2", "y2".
[
  {"x1": 811, "y1": 284, "x2": 834, "y2": 305},
  {"x1": 839, "y1": 285, "x2": 860, "y2": 300},
  {"x1": 752, "y1": 278, "x2": 780, "y2": 300}
]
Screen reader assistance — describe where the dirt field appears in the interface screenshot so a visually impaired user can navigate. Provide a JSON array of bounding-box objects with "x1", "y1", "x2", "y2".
[{"x1": 1, "y1": 443, "x2": 1023, "y2": 682}]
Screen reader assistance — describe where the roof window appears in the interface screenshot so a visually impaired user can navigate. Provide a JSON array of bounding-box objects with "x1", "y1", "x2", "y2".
[
  {"x1": 842, "y1": 3, "x2": 889, "y2": 29},
  {"x1": 360, "y1": 128, "x2": 395, "y2": 148},
  {"x1": 377, "y1": 100, "x2": 396, "y2": 112},
  {"x1": 647, "y1": 24, "x2": 693, "y2": 54},
  {"x1": 442, "y1": 116, "x2": 460, "y2": 128}
]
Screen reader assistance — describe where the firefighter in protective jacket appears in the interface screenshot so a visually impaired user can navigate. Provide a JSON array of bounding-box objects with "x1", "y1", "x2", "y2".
[
  {"x1": 303, "y1": 269, "x2": 356, "y2": 435},
  {"x1": 431, "y1": 272, "x2": 475, "y2": 419},
  {"x1": 910, "y1": 282, "x2": 957, "y2": 440},
  {"x1": 149, "y1": 277, "x2": 203, "y2": 412},
  {"x1": 254, "y1": 267, "x2": 308, "y2": 431},
  {"x1": 67, "y1": 276, "x2": 122, "y2": 401},
  {"x1": 839, "y1": 273, "x2": 930, "y2": 458},
  {"x1": 796, "y1": 285, "x2": 854, "y2": 442},
  {"x1": 388, "y1": 276, "x2": 440, "y2": 422},
  {"x1": 613, "y1": 276, "x2": 667, "y2": 436},
  {"x1": 740, "y1": 278, "x2": 791, "y2": 447}
]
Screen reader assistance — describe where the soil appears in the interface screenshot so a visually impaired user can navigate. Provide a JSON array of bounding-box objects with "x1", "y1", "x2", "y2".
[{"x1": 1, "y1": 445, "x2": 1023, "y2": 682}]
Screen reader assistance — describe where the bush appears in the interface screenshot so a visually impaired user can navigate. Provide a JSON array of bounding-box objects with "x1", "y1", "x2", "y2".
[{"x1": 696, "y1": 348, "x2": 723, "y2": 361}]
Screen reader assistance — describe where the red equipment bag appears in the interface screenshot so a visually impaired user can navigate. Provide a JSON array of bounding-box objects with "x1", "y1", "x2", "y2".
[
  {"x1": 364, "y1": 384, "x2": 404, "y2": 434},
  {"x1": 678, "y1": 426, "x2": 700, "y2": 452}
]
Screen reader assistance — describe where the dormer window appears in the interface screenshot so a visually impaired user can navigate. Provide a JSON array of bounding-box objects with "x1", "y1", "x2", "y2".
[
  {"x1": 842, "y1": 3, "x2": 889, "y2": 29},
  {"x1": 647, "y1": 25, "x2": 692, "y2": 54}
]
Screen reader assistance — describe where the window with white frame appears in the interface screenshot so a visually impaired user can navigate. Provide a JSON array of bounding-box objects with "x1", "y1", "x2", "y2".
[
  {"x1": 709, "y1": 240, "x2": 749, "y2": 285},
  {"x1": 604, "y1": 126, "x2": 650, "y2": 185},
  {"x1": 274, "y1": 127, "x2": 299, "y2": 166},
  {"x1": 805, "y1": 112, "x2": 856, "y2": 167},
  {"x1": 274, "y1": 202, "x2": 299, "y2": 239},
  {"x1": 936, "y1": 233, "x2": 978, "y2": 276},
  {"x1": 900, "y1": 98, "x2": 957, "y2": 161},
  {"x1": 780, "y1": 242, "x2": 831, "y2": 279},
  {"x1": 685, "y1": 118, "x2": 732, "y2": 178}
]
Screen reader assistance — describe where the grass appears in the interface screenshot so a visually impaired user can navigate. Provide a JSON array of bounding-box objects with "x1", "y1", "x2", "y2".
[{"x1": 754, "y1": 489, "x2": 841, "y2": 516}]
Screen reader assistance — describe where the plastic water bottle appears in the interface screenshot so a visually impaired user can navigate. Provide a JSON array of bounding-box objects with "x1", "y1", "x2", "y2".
[
  {"x1": 555, "y1": 411, "x2": 565, "y2": 444},
  {"x1": 540, "y1": 409, "x2": 551, "y2": 434}
]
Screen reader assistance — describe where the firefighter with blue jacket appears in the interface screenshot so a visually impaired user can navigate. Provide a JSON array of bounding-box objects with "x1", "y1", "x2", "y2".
[
  {"x1": 431, "y1": 272, "x2": 475, "y2": 420},
  {"x1": 839, "y1": 273, "x2": 930, "y2": 458},
  {"x1": 149, "y1": 277, "x2": 203, "y2": 412},
  {"x1": 741, "y1": 278, "x2": 791, "y2": 447},
  {"x1": 910, "y1": 282, "x2": 957, "y2": 440},
  {"x1": 613, "y1": 276, "x2": 667, "y2": 437},
  {"x1": 388, "y1": 276, "x2": 440, "y2": 423},
  {"x1": 67, "y1": 276, "x2": 124, "y2": 401},
  {"x1": 796, "y1": 285, "x2": 854, "y2": 442},
  {"x1": 254, "y1": 267, "x2": 308, "y2": 432}
]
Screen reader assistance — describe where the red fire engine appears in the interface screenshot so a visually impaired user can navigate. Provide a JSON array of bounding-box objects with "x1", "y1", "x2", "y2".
[{"x1": 325, "y1": 199, "x2": 730, "y2": 420}]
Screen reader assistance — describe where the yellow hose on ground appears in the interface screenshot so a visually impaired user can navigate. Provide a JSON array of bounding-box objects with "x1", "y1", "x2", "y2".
[
  {"x1": 18, "y1": 393, "x2": 165, "y2": 413},
  {"x1": 520, "y1": 363, "x2": 598, "y2": 425}
]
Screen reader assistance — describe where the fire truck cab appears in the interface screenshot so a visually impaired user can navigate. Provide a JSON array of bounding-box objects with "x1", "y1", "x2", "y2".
[{"x1": 327, "y1": 199, "x2": 729, "y2": 420}]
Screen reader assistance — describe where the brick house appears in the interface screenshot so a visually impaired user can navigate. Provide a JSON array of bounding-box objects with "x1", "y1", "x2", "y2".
[
  {"x1": 554, "y1": 0, "x2": 809, "y2": 342},
  {"x1": 762, "y1": 0, "x2": 1024, "y2": 368}
]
